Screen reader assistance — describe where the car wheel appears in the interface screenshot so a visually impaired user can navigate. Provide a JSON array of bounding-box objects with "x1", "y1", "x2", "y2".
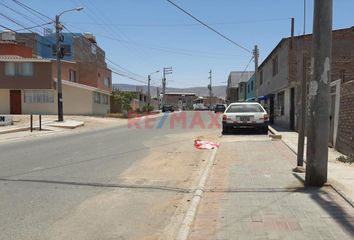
[{"x1": 222, "y1": 125, "x2": 228, "y2": 135}]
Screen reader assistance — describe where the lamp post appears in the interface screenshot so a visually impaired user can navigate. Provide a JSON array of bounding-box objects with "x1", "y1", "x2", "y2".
[
  {"x1": 56, "y1": 7, "x2": 83, "y2": 122},
  {"x1": 148, "y1": 70, "x2": 159, "y2": 107}
]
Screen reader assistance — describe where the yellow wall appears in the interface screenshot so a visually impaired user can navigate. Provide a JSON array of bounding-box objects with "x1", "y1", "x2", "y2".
[{"x1": 0, "y1": 89, "x2": 10, "y2": 114}]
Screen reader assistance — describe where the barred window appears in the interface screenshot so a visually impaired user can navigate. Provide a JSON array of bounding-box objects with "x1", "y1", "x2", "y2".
[
  {"x1": 94, "y1": 92, "x2": 100, "y2": 104},
  {"x1": 101, "y1": 94, "x2": 108, "y2": 105},
  {"x1": 24, "y1": 90, "x2": 54, "y2": 103}
]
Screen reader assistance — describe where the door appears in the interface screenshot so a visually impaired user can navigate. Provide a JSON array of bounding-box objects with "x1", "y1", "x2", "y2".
[
  {"x1": 329, "y1": 94, "x2": 336, "y2": 147},
  {"x1": 10, "y1": 90, "x2": 22, "y2": 114},
  {"x1": 269, "y1": 95, "x2": 275, "y2": 124},
  {"x1": 290, "y1": 88, "x2": 295, "y2": 130}
]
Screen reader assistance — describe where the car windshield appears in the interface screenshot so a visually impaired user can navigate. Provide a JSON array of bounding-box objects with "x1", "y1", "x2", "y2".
[
  {"x1": 226, "y1": 104, "x2": 264, "y2": 113},
  {"x1": 216, "y1": 105, "x2": 224, "y2": 108}
]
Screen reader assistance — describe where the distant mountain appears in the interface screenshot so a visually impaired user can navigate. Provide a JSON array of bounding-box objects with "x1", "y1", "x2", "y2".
[{"x1": 113, "y1": 84, "x2": 227, "y2": 98}]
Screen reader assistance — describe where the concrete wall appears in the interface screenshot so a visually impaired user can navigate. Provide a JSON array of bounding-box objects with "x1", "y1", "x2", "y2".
[
  {"x1": 273, "y1": 88, "x2": 291, "y2": 129},
  {"x1": 258, "y1": 40, "x2": 290, "y2": 96},
  {"x1": 62, "y1": 84, "x2": 93, "y2": 115},
  {"x1": 0, "y1": 89, "x2": 10, "y2": 114},
  {"x1": 22, "y1": 90, "x2": 57, "y2": 115},
  {"x1": 21, "y1": 85, "x2": 109, "y2": 115}
]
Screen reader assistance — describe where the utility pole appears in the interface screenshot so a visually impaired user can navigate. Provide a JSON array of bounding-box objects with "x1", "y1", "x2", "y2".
[
  {"x1": 55, "y1": 15, "x2": 64, "y2": 122},
  {"x1": 208, "y1": 69, "x2": 212, "y2": 109},
  {"x1": 162, "y1": 67, "x2": 172, "y2": 107},
  {"x1": 294, "y1": 10, "x2": 307, "y2": 173},
  {"x1": 305, "y1": 0, "x2": 332, "y2": 187},
  {"x1": 253, "y1": 45, "x2": 259, "y2": 99},
  {"x1": 147, "y1": 75, "x2": 151, "y2": 107},
  {"x1": 55, "y1": 7, "x2": 83, "y2": 122},
  {"x1": 147, "y1": 70, "x2": 159, "y2": 107}
]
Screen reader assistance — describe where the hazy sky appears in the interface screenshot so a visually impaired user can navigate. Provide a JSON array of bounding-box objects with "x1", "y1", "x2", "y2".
[{"x1": 1, "y1": 0, "x2": 353, "y2": 88}]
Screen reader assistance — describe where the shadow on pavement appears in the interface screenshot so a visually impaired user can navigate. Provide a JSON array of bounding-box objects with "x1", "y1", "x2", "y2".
[{"x1": 293, "y1": 172, "x2": 354, "y2": 236}]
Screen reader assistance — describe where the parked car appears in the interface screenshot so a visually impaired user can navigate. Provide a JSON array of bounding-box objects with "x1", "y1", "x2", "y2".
[
  {"x1": 222, "y1": 102, "x2": 269, "y2": 134},
  {"x1": 162, "y1": 104, "x2": 174, "y2": 112},
  {"x1": 214, "y1": 104, "x2": 226, "y2": 113}
]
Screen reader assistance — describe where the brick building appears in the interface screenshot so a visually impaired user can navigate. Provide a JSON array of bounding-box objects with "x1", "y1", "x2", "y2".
[
  {"x1": 257, "y1": 26, "x2": 354, "y2": 155},
  {"x1": 0, "y1": 31, "x2": 112, "y2": 115}
]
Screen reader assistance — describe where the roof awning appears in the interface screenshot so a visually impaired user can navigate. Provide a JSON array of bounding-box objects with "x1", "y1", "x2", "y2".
[{"x1": 258, "y1": 95, "x2": 269, "y2": 101}]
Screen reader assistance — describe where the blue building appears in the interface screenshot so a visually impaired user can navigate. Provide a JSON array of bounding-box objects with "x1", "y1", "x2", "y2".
[
  {"x1": 246, "y1": 74, "x2": 255, "y2": 101},
  {"x1": 37, "y1": 33, "x2": 82, "y2": 61}
]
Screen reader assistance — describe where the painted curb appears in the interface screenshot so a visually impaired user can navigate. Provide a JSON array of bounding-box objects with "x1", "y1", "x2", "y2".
[{"x1": 268, "y1": 126, "x2": 282, "y2": 140}]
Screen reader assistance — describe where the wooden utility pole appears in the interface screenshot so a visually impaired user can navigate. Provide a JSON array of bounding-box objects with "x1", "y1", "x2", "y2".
[{"x1": 305, "y1": 0, "x2": 332, "y2": 186}]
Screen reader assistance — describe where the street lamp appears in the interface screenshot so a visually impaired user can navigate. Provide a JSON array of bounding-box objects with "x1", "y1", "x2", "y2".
[
  {"x1": 56, "y1": 7, "x2": 83, "y2": 122},
  {"x1": 148, "y1": 70, "x2": 159, "y2": 107}
]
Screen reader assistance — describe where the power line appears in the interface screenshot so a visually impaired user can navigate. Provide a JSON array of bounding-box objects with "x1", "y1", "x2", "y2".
[
  {"x1": 14, "y1": 21, "x2": 53, "y2": 32},
  {"x1": 239, "y1": 56, "x2": 255, "y2": 82},
  {"x1": 0, "y1": 13, "x2": 55, "y2": 45},
  {"x1": 0, "y1": 1, "x2": 50, "y2": 30},
  {"x1": 165, "y1": 0, "x2": 252, "y2": 54},
  {"x1": 11, "y1": 0, "x2": 52, "y2": 22},
  {"x1": 61, "y1": 25, "x2": 147, "y2": 83},
  {"x1": 94, "y1": 33, "x2": 243, "y2": 59},
  {"x1": 0, "y1": 24, "x2": 51, "y2": 48},
  {"x1": 65, "y1": 18, "x2": 290, "y2": 28}
]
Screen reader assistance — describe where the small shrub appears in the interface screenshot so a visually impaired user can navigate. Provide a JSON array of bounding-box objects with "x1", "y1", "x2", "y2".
[{"x1": 337, "y1": 154, "x2": 354, "y2": 164}]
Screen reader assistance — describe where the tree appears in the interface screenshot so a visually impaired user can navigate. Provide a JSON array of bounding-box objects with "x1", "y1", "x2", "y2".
[{"x1": 111, "y1": 90, "x2": 137, "y2": 114}]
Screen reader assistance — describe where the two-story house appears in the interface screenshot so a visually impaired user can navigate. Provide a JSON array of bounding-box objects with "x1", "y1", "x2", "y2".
[
  {"x1": 0, "y1": 31, "x2": 112, "y2": 115},
  {"x1": 258, "y1": 26, "x2": 354, "y2": 155}
]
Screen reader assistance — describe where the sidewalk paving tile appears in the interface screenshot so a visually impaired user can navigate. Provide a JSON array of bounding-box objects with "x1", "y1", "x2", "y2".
[{"x1": 189, "y1": 140, "x2": 354, "y2": 240}]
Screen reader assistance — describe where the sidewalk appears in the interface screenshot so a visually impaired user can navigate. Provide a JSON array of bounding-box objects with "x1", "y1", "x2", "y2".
[
  {"x1": 189, "y1": 139, "x2": 354, "y2": 239},
  {"x1": 276, "y1": 129, "x2": 354, "y2": 205}
]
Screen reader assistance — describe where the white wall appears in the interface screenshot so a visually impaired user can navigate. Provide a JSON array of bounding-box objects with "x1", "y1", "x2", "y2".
[
  {"x1": 22, "y1": 90, "x2": 57, "y2": 115},
  {"x1": 0, "y1": 90, "x2": 10, "y2": 114}
]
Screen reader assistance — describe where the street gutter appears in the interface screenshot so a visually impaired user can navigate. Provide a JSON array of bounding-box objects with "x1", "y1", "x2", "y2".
[{"x1": 176, "y1": 148, "x2": 218, "y2": 240}]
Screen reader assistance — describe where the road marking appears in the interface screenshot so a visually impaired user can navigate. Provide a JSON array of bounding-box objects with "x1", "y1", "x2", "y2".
[{"x1": 176, "y1": 147, "x2": 218, "y2": 240}]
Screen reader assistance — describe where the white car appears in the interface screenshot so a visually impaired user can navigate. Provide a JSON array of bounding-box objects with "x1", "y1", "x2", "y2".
[{"x1": 222, "y1": 102, "x2": 269, "y2": 134}]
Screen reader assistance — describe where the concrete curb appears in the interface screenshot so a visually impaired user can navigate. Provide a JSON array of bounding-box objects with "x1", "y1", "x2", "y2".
[
  {"x1": 0, "y1": 126, "x2": 30, "y2": 134},
  {"x1": 176, "y1": 148, "x2": 218, "y2": 240},
  {"x1": 268, "y1": 126, "x2": 282, "y2": 140},
  {"x1": 280, "y1": 138, "x2": 354, "y2": 208}
]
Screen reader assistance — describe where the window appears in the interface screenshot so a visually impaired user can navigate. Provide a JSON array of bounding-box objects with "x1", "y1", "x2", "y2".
[
  {"x1": 248, "y1": 84, "x2": 250, "y2": 93},
  {"x1": 103, "y1": 77, "x2": 110, "y2": 88},
  {"x1": 226, "y1": 104, "x2": 264, "y2": 113},
  {"x1": 5, "y1": 62, "x2": 33, "y2": 76},
  {"x1": 24, "y1": 90, "x2": 54, "y2": 103},
  {"x1": 272, "y1": 56, "x2": 278, "y2": 76},
  {"x1": 259, "y1": 70, "x2": 263, "y2": 85},
  {"x1": 5, "y1": 62, "x2": 15, "y2": 76},
  {"x1": 52, "y1": 44, "x2": 71, "y2": 56},
  {"x1": 69, "y1": 69, "x2": 77, "y2": 82},
  {"x1": 251, "y1": 80, "x2": 254, "y2": 91},
  {"x1": 101, "y1": 94, "x2": 108, "y2": 105},
  {"x1": 277, "y1": 91, "x2": 285, "y2": 116},
  {"x1": 94, "y1": 92, "x2": 100, "y2": 104}
]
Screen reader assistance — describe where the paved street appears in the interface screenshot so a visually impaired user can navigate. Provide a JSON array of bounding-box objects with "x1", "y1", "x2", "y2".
[
  {"x1": 1, "y1": 111, "x2": 353, "y2": 240},
  {"x1": 0, "y1": 112, "x2": 220, "y2": 240}
]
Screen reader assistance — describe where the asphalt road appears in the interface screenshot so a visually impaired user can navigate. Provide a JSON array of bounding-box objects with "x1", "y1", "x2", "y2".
[{"x1": 0, "y1": 111, "x2": 221, "y2": 240}]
